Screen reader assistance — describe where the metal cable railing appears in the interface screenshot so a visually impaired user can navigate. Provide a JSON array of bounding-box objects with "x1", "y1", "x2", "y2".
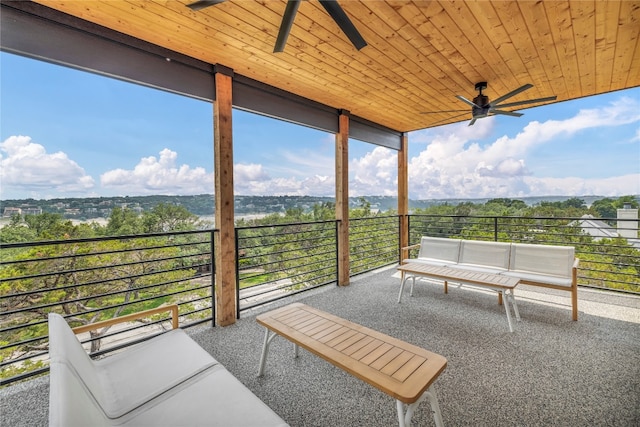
[
  {"x1": 349, "y1": 215, "x2": 400, "y2": 275},
  {"x1": 2, "y1": 213, "x2": 637, "y2": 385},
  {"x1": 235, "y1": 220, "x2": 338, "y2": 314},
  {"x1": 0, "y1": 230, "x2": 215, "y2": 385},
  {"x1": 408, "y1": 214, "x2": 639, "y2": 293}
]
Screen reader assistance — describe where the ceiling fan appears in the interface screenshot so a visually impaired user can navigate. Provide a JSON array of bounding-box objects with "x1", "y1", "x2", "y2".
[
  {"x1": 186, "y1": 0, "x2": 367, "y2": 53},
  {"x1": 424, "y1": 82, "x2": 557, "y2": 126}
]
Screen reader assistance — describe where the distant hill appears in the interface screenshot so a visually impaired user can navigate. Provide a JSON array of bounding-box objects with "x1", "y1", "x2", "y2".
[{"x1": 1, "y1": 194, "x2": 635, "y2": 220}]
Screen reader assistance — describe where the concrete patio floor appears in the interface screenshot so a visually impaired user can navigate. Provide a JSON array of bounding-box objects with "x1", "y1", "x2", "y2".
[{"x1": 2, "y1": 266, "x2": 639, "y2": 426}]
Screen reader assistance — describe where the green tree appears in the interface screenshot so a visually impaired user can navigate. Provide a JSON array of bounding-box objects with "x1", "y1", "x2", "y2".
[
  {"x1": 104, "y1": 207, "x2": 142, "y2": 236},
  {"x1": 141, "y1": 203, "x2": 200, "y2": 233},
  {"x1": 590, "y1": 198, "x2": 617, "y2": 219}
]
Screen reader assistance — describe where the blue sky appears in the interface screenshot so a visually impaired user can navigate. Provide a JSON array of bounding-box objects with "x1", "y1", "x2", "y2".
[{"x1": 1, "y1": 51, "x2": 639, "y2": 201}]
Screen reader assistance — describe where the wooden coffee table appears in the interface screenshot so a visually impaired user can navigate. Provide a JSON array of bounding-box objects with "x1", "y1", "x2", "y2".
[
  {"x1": 257, "y1": 303, "x2": 447, "y2": 427},
  {"x1": 397, "y1": 263, "x2": 521, "y2": 332}
]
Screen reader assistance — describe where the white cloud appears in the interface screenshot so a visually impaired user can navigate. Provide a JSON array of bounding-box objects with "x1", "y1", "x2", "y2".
[
  {"x1": 233, "y1": 161, "x2": 334, "y2": 196},
  {"x1": 100, "y1": 148, "x2": 212, "y2": 195},
  {"x1": 401, "y1": 96, "x2": 640, "y2": 199},
  {"x1": 350, "y1": 146, "x2": 397, "y2": 196},
  {"x1": 0, "y1": 135, "x2": 95, "y2": 198}
]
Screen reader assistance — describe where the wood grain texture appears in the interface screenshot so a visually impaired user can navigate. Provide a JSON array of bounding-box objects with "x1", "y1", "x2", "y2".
[
  {"x1": 257, "y1": 302, "x2": 447, "y2": 403},
  {"x1": 34, "y1": 0, "x2": 639, "y2": 132}
]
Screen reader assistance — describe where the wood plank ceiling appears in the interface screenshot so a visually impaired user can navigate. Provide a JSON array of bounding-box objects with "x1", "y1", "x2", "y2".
[{"x1": 34, "y1": 0, "x2": 640, "y2": 133}]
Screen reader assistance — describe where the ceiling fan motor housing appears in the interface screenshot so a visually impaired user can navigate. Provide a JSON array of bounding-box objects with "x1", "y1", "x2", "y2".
[{"x1": 472, "y1": 94, "x2": 490, "y2": 117}]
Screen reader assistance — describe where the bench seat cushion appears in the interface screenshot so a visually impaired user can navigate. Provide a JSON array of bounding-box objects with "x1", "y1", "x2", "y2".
[
  {"x1": 502, "y1": 270, "x2": 573, "y2": 287},
  {"x1": 449, "y1": 263, "x2": 508, "y2": 275},
  {"x1": 94, "y1": 329, "x2": 219, "y2": 418},
  {"x1": 402, "y1": 257, "x2": 458, "y2": 267},
  {"x1": 127, "y1": 366, "x2": 290, "y2": 427}
]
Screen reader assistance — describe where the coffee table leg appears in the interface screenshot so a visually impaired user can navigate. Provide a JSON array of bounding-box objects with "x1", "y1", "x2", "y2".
[
  {"x1": 396, "y1": 385, "x2": 444, "y2": 427},
  {"x1": 509, "y1": 289, "x2": 521, "y2": 321},
  {"x1": 258, "y1": 328, "x2": 278, "y2": 376},
  {"x1": 502, "y1": 290, "x2": 514, "y2": 332},
  {"x1": 398, "y1": 275, "x2": 408, "y2": 303}
]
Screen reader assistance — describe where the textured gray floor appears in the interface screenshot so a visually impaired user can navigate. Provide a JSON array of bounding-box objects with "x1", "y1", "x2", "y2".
[{"x1": 2, "y1": 267, "x2": 639, "y2": 426}]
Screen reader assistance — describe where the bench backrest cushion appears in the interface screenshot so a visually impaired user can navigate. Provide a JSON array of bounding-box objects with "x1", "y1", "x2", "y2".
[
  {"x1": 417, "y1": 237, "x2": 461, "y2": 264},
  {"x1": 458, "y1": 240, "x2": 511, "y2": 271},
  {"x1": 48, "y1": 313, "x2": 108, "y2": 426},
  {"x1": 509, "y1": 243, "x2": 575, "y2": 278}
]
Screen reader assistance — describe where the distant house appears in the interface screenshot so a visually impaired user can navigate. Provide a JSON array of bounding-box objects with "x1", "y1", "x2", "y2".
[
  {"x1": 2, "y1": 207, "x2": 21, "y2": 217},
  {"x1": 574, "y1": 212, "x2": 640, "y2": 250},
  {"x1": 574, "y1": 215, "x2": 619, "y2": 240},
  {"x1": 21, "y1": 207, "x2": 43, "y2": 216}
]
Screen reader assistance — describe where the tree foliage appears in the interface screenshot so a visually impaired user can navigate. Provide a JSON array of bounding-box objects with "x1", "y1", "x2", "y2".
[{"x1": 1, "y1": 205, "x2": 205, "y2": 378}]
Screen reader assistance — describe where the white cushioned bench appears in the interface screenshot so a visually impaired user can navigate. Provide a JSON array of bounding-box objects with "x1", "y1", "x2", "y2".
[
  {"x1": 48, "y1": 305, "x2": 289, "y2": 427},
  {"x1": 402, "y1": 237, "x2": 580, "y2": 320}
]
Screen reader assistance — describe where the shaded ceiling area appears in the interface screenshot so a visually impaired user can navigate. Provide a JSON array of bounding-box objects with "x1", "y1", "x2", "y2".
[
  {"x1": 2, "y1": 1, "x2": 639, "y2": 135},
  {"x1": 27, "y1": 0, "x2": 640, "y2": 133}
]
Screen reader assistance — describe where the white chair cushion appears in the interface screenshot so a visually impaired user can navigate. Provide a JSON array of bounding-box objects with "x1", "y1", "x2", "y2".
[
  {"x1": 127, "y1": 367, "x2": 290, "y2": 426},
  {"x1": 94, "y1": 329, "x2": 219, "y2": 419},
  {"x1": 48, "y1": 314, "x2": 106, "y2": 408},
  {"x1": 403, "y1": 257, "x2": 458, "y2": 267},
  {"x1": 417, "y1": 237, "x2": 461, "y2": 264},
  {"x1": 509, "y1": 243, "x2": 574, "y2": 278},
  {"x1": 502, "y1": 270, "x2": 573, "y2": 287},
  {"x1": 458, "y1": 240, "x2": 511, "y2": 270},
  {"x1": 449, "y1": 264, "x2": 507, "y2": 275}
]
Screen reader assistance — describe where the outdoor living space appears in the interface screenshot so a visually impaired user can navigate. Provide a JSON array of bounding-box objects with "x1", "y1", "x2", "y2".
[{"x1": 2, "y1": 266, "x2": 639, "y2": 427}]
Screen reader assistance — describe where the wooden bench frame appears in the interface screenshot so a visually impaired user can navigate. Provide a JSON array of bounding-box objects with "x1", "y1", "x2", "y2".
[
  {"x1": 257, "y1": 303, "x2": 447, "y2": 427},
  {"x1": 72, "y1": 304, "x2": 179, "y2": 334}
]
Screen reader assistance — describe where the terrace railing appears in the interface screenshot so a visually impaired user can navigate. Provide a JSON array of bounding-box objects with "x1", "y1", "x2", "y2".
[
  {"x1": 236, "y1": 220, "x2": 338, "y2": 314},
  {"x1": 235, "y1": 215, "x2": 403, "y2": 314},
  {"x1": 408, "y1": 214, "x2": 640, "y2": 293},
  {"x1": 0, "y1": 230, "x2": 215, "y2": 385},
  {"x1": 349, "y1": 215, "x2": 400, "y2": 275},
  {"x1": 2, "y1": 213, "x2": 638, "y2": 385}
]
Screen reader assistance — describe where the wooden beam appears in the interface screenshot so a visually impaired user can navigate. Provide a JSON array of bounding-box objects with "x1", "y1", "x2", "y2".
[
  {"x1": 398, "y1": 133, "x2": 409, "y2": 259},
  {"x1": 213, "y1": 65, "x2": 237, "y2": 326},
  {"x1": 336, "y1": 110, "x2": 350, "y2": 286}
]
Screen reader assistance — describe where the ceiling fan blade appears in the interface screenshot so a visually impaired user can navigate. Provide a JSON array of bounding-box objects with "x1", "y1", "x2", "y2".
[
  {"x1": 431, "y1": 110, "x2": 469, "y2": 126},
  {"x1": 490, "y1": 109, "x2": 523, "y2": 117},
  {"x1": 494, "y1": 95, "x2": 557, "y2": 109},
  {"x1": 426, "y1": 112, "x2": 470, "y2": 127},
  {"x1": 468, "y1": 118, "x2": 477, "y2": 126},
  {"x1": 488, "y1": 84, "x2": 533, "y2": 107},
  {"x1": 274, "y1": 0, "x2": 301, "y2": 53},
  {"x1": 421, "y1": 109, "x2": 468, "y2": 114},
  {"x1": 455, "y1": 95, "x2": 480, "y2": 108},
  {"x1": 318, "y1": 0, "x2": 367, "y2": 50},
  {"x1": 186, "y1": 0, "x2": 226, "y2": 11}
]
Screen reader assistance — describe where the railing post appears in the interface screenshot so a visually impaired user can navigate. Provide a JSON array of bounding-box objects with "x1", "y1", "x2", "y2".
[
  {"x1": 335, "y1": 110, "x2": 350, "y2": 286},
  {"x1": 213, "y1": 65, "x2": 238, "y2": 326},
  {"x1": 235, "y1": 228, "x2": 240, "y2": 319},
  {"x1": 335, "y1": 220, "x2": 340, "y2": 286},
  {"x1": 211, "y1": 229, "x2": 216, "y2": 327},
  {"x1": 494, "y1": 217, "x2": 498, "y2": 241}
]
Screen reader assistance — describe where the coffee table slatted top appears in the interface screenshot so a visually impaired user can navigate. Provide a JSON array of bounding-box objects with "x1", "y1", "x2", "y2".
[
  {"x1": 397, "y1": 263, "x2": 520, "y2": 289},
  {"x1": 256, "y1": 303, "x2": 447, "y2": 404}
]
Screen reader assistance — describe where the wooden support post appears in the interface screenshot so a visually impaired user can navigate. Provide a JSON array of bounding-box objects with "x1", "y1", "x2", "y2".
[
  {"x1": 213, "y1": 65, "x2": 237, "y2": 326},
  {"x1": 336, "y1": 110, "x2": 350, "y2": 286},
  {"x1": 398, "y1": 133, "x2": 409, "y2": 261}
]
